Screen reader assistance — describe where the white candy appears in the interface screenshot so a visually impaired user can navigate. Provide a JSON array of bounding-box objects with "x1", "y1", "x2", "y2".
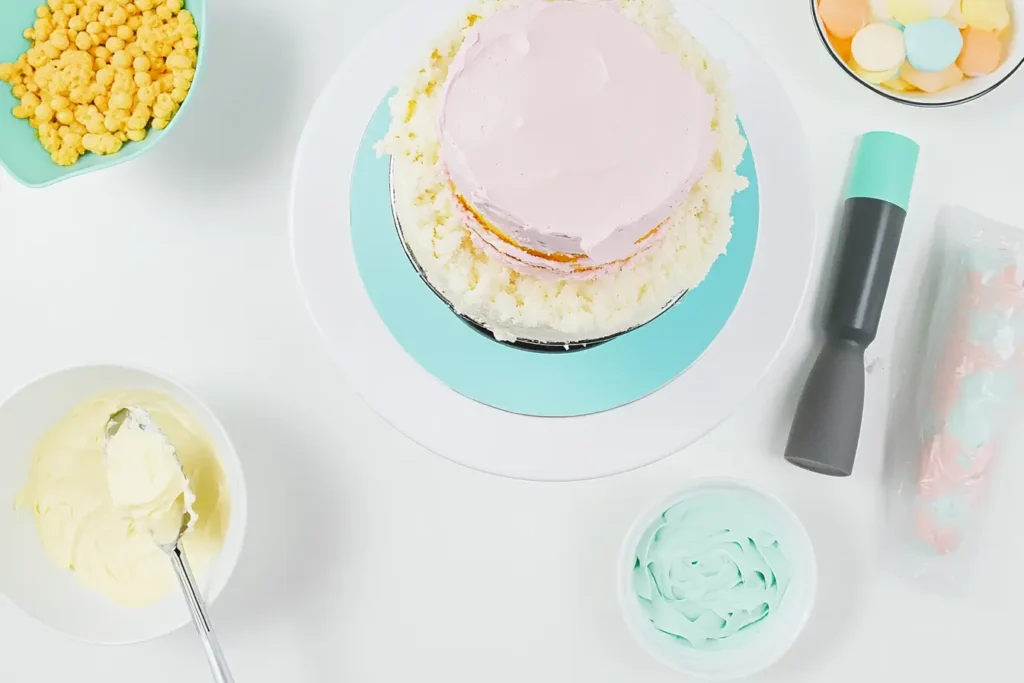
[
  {"x1": 869, "y1": 0, "x2": 893, "y2": 20},
  {"x1": 852, "y1": 22, "x2": 907, "y2": 72},
  {"x1": 947, "y1": 2, "x2": 967, "y2": 27},
  {"x1": 928, "y1": 0, "x2": 957, "y2": 16}
]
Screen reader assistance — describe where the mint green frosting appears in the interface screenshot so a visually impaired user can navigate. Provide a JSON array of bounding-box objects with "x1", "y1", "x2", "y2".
[{"x1": 632, "y1": 489, "x2": 792, "y2": 649}]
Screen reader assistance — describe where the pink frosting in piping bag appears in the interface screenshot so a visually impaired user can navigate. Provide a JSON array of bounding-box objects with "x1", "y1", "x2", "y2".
[{"x1": 437, "y1": 0, "x2": 715, "y2": 276}]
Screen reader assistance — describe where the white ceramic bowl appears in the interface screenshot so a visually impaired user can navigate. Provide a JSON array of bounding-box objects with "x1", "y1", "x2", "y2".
[
  {"x1": 0, "y1": 365, "x2": 248, "y2": 644},
  {"x1": 811, "y1": 0, "x2": 1024, "y2": 107},
  {"x1": 619, "y1": 478, "x2": 817, "y2": 681}
]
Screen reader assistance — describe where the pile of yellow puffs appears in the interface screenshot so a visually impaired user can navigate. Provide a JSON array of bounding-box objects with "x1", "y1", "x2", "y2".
[{"x1": 0, "y1": 0, "x2": 199, "y2": 166}]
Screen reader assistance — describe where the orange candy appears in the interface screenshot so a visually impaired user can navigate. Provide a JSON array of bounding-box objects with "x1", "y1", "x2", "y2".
[
  {"x1": 829, "y1": 33, "x2": 854, "y2": 61},
  {"x1": 901, "y1": 62, "x2": 964, "y2": 92},
  {"x1": 819, "y1": 0, "x2": 869, "y2": 39},
  {"x1": 957, "y1": 27, "x2": 1003, "y2": 75}
]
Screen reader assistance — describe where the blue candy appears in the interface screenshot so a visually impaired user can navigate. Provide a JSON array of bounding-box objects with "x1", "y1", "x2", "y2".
[{"x1": 904, "y1": 18, "x2": 964, "y2": 72}]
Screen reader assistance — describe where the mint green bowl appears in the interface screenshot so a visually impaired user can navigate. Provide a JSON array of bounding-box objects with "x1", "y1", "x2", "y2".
[{"x1": 0, "y1": 0, "x2": 206, "y2": 188}]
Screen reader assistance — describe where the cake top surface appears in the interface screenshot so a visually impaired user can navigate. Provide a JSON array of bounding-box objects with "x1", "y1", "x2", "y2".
[{"x1": 437, "y1": 0, "x2": 715, "y2": 263}]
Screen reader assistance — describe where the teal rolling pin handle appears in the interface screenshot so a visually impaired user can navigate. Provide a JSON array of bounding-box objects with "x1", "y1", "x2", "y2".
[{"x1": 785, "y1": 132, "x2": 920, "y2": 477}]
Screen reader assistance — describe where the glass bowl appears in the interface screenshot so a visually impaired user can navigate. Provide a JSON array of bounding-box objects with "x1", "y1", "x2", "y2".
[{"x1": 811, "y1": 0, "x2": 1024, "y2": 107}]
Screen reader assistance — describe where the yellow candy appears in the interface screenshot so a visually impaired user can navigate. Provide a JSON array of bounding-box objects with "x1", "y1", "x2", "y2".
[
  {"x1": 890, "y1": 0, "x2": 932, "y2": 25},
  {"x1": 928, "y1": 0, "x2": 957, "y2": 16},
  {"x1": 854, "y1": 62, "x2": 902, "y2": 82},
  {"x1": 961, "y1": 0, "x2": 1010, "y2": 31},
  {"x1": 882, "y1": 76, "x2": 916, "y2": 90}
]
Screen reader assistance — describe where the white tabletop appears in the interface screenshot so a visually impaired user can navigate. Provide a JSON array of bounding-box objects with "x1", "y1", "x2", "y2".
[{"x1": 1, "y1": 0, "x2": 1022, "y2": 681}]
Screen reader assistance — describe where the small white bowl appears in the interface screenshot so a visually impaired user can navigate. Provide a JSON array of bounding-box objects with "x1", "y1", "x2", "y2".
[
  {"x1": 811, "y1": 0, "x2": 1024, "y2": 107},
  {"x1": 619, "y1": 478, "x2": 817, "y2": 681},
  {"x1": 0, "y1": 365, "x2": 248, "y2": 645}
]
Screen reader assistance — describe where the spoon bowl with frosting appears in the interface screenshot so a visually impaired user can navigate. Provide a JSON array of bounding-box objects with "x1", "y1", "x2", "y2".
[{"x1": 0, "y1": 364, "x2": 246, "y2": 645}]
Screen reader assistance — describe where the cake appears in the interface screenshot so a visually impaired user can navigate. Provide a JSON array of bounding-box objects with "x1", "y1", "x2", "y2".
[
  {"x1": 380, "y1": 0, "x2": 748, "y2": 344},
  {"x1": 438, "y1": 0, "x2": 715, "y2": 279}
]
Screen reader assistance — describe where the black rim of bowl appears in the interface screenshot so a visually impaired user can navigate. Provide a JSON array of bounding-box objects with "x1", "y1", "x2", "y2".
[
  {"x1": 388, "y1": 158, "x2": 686, "y2": 354},
  {"x1": 809, "y1": 0, "x2": 1024, "y2": 108}
]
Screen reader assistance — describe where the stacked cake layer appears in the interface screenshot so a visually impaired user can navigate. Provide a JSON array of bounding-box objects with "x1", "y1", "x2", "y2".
[{"x1": 437, "y1": 1, "x2": 715, "y2": 279}]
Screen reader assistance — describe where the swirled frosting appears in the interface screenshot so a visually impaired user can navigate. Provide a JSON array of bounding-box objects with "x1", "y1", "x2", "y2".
[
  {"x1": 632, "y1": 489, "x2": 792, "y2": 649},
  {"x1": 437, "y1": 0, "x2": 715, "y2": 277}
]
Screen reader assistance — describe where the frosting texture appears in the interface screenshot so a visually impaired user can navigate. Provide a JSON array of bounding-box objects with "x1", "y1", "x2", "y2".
[
  {"x1": 105, "y1": 411, "x2": 196, "y2": 548},
  {"x1": 16, "y1": 390, "x2": 230, "y2": 606},
  {"x1": 437, "y1": 0, "x2": 714, "y2": 277},
  {"x1": 915, "y1": 255, "x2": 1024, "y2": 554},
  {"x1": 632, "y1": 489, "x2": 792, "y2": 649}
]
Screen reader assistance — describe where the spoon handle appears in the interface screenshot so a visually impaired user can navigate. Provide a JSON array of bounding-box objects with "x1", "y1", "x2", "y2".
[{"x1": 169, "y1": 546, "x2": 236, "y2": 683}]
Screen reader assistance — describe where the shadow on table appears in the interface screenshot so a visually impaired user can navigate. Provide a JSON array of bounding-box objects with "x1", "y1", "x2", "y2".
[
  {"x1": 210, "y1": 405, "x2": 354, "y2": 636},
  {"x1": 762, "y1": 503, "x2": 863, "y2": 681},
  {"x1": 147, "y1": 5, "x2": 300, "y2": 194}
]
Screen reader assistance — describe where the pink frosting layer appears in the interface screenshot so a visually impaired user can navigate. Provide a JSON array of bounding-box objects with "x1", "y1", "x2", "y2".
[
  {"x1": 455, "y1": 194, "x2": 666, "y2": 280},
  {"x1": 437, "y1": 0, "x2": 715, "y2": 274}
]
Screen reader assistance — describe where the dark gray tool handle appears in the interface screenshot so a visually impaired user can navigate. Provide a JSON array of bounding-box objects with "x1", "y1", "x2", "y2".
[
  {"x1": 828, "y1": 198, "x2": 907, "y2": 345},
  {"x1": 785, "y1": 339, "x2": 866, "y2": 477}
]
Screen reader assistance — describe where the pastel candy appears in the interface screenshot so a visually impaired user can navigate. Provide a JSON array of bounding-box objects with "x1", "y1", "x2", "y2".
[
  {"x1": 904, "y1": 18, "x2": 964, "y2": 71},
  {"x1": 947, "y1": 2, "x2": 968, "y2": 27},
  {"x1": 855, "y1": 63, "x2": 902, "y2": 82},
  {"x1": 830, "y1": 33, "x2": 855, "y2": 60},
  {"x1": 901, "y1": 62, "x2": 964, "y2": 91},
  {"x1": 958, "y1": 27, "x2": 1003, "y2": 75},
  {"x1": 820, "y1": 0, "x2": 869, "y2": 38},
  {"x1": 961, "y1": 0, "x2": 1010, "y2": 31},
  {"x1": 928, "y1": 0, "x2": 957, "y2": 16},
  {"x1": 890, "y1": 0, "x2": 932, "y2": 24},
  {"x1": 852, "y1": 22, "x2": 907, "y2": 70},
  {"x1": 825, "y1": 0, "x2": 1010, "y2": 95},
  {"x1": 882, "y1": 75, "x2": 916, "y2": 89},
  {"x1": 869, "y1": 0, "x2": 893, "y2": 19}
]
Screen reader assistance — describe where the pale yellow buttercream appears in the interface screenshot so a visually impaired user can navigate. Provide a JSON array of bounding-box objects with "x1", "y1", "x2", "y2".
[
  {"x1": 104, "y1": 411, "x2": 196, "y2": 547},
  {"x1": 15, "y1": 390, "x2": 230, "y2": 607}
]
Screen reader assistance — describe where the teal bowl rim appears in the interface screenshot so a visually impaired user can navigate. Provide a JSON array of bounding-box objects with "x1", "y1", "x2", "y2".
[{"x1": 0, "y1": 0, "x2": 207, "y2": 188}]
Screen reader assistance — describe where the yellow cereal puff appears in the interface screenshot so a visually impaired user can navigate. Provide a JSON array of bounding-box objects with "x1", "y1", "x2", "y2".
[{"x1": 1, "y1": 0, "x2": 198, "y2": 165}]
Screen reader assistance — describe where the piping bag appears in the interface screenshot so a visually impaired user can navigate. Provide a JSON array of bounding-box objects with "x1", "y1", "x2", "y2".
[{"x1": 786, "y1": 132, "x2": 920, "y2": 477}]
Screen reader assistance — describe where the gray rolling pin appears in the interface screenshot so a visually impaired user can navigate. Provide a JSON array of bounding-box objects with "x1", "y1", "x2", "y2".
[{"x1": 785, "y1": 131, "x2": 920, "y2": 477}]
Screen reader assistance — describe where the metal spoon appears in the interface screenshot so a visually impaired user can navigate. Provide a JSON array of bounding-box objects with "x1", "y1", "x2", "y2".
[{"x1": 105, "y1": 407, "x2": 235, "y2": 683}]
